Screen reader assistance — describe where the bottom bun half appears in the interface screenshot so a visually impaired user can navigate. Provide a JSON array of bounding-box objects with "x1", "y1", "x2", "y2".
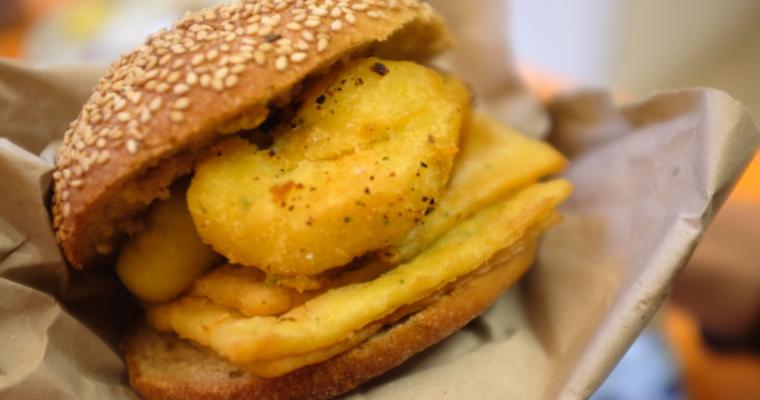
[{"x1": 124, "y1": 246, "x2": 535, "y2": 400}]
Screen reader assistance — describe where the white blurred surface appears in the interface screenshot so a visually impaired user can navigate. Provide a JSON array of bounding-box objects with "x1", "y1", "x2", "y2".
[{"x1": 511, "y1": 0, "x2": 760, "y2": 119}]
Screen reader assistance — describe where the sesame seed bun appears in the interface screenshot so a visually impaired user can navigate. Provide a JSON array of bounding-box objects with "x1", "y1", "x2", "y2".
[
  {"x1": 124, "y1": 246, "x2": 535, "y2": 400},
  {"x1": 52, "y1": 0, "x2": 451, "y2": 268}
]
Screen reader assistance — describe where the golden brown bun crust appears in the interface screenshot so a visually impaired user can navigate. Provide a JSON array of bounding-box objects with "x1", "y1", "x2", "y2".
[
  {"x1": 52, "y1": 0, "x2": 450, "y2": 268},
  {"x1": 124, "y1": 248, "x2": 535, "y2": 400}
]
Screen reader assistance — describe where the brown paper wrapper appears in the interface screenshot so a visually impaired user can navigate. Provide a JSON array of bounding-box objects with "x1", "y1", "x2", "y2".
[{"x1": 1, "y1": 2, "x2": 758, "y2": 399}]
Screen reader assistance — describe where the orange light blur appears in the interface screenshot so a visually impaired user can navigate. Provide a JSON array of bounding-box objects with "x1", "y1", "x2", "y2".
[
  {"x1": 0, "y1": 0, "x2": 70, "y2": 58},
  {"x1": 665, "y1": 306, "x2": 760, "y2": 400},
  {"x1": 733, "y1": 153, "x2": 760, "y2": 203}
]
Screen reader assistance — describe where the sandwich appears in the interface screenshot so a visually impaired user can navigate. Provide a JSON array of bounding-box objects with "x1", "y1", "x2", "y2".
[{"x1": 50, "y1": 1, "x2": 571, "y2": 399}]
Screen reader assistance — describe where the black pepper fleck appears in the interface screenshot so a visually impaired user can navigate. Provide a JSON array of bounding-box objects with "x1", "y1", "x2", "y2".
[{"x1": 371, "y1": 62, "x2": 389, "y2": 76}]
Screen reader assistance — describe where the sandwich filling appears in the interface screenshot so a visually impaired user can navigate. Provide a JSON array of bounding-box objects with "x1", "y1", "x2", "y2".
[{"x1": 115, "y1": 58, "x2": 570, "y2": 377}]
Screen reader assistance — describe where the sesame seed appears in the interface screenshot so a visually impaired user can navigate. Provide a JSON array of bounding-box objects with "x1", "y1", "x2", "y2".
[
  {"x1": 317, "y1": 38, "x2": 329, "y2": 52},
  {"x1": 215, "y1": 66, "x2": 229, "y2": 79},
  {"x1": 70, "y1": 179, "x2": 83, "y2": 187},
  {"x1": 258, "y1": 25, "x2": 274, "y2": 36},
  {"x1": 186, "y1": 71, "x2": 198, "y2": 85},
  {"x1": 345, "y1": 13, "x2": 356, "y2": 24},
  {"x1": 173, "y1": 97, "x2": 190, "y2": 109},
  {"x1": 291, "y1": 52, "x2": 307, "y2": 63},
  {"x1": 200, "y1": 74, "x2": 211, "y2": 87},
  {"x1": 159, "y1": 54, "x2": 171, "y2": 65},
  {"x1": 246, "y1": 24, "x2": 259, "y2": 35},
  {"x1": 117, "y1": 112, "x2": 131, "y2": 122},
  {"x1": 167, "y1": 71, "x2": 181, "y2": 83},
  {"x1": 211, "y1": 78, "x2": 224, "y2": 91},
  {"x1": 146, "y1": 56, "x2": 158, "y2": 69},
  {"x1": 351, "y1": 3, "x2": 369, "y2": 11},
  {"x1": 262, "y1": 15, "x2": 281, "y2": 27},
  {"x1": 128, "y1": 128, "x2": 143, "y2": 139},
  {"x1": 191, "y1": 54, "x2": 205, "y2": 65},
  {"x1": 224, "y1": 75, "x2": 239, "y2": 88},
  {"x1": 229, "y1": 54, "x2": 246, "y2": 64},
  {"x1": 96, "y1": 138, "x2": 106, "y2": 148},
  {"x1": 276, "y1": 45, "x2": 294, "y2": 55},
  {"x1": 129, "y1": 91, "x2": 142, "y2": 104},
  {"x1": 275, "y1": 55, "x2": 288, "y2": 71},
  {"x1": 113, "y1": 97, "x2": 126, "y2": 111},
  {"x1": 312, "y1": 7, "x2": 327, "y2": 16},
  {"x1": 231, "y1": 64, "x2": 246, "y2": 74},
  {"x1": 296, "y1": 39, "x2": 309, "y2": 50},
  {"x1": 148, "y1": 97, "x2": 162, "y2": 111},
  {"x1": 126, "y1": 139, "x2": 139, "y2": 154},
  {"x1": 207, "y1": 49, "x2": 219, "y2": 60},
  {"x1": 367, "y1": 10, "x2": 381, "y2": 18},
  {"x1": 156, "y1": 82, "x2": 170, "y2": 93},
  {"x1": 331, "y1": 20, "x2": 343, "y2": 31},
  {"x1": 62, "y1": 203, "x2": 71, "y2": 217},
  {"x1": 171, "y1": 44, "x2": 186, "y2": 54},
  {"x1": 140, "y1": 108, "x2": 151, "y2": 123},
  {"x1": 304, "y1": 19, "x2": 320, "y2": 28},
  {"x1": 173, "y1": 83, "x2": 190, "y2": 95},
  {"x1": 97, "y1": 150, "x2": 111, "y2": 164},
  {"x1": 286, "y1": 22, "x2": 302, "y2": 31},
  {"x1": 301, "y1": 30, "x2": 315, "y2": 42}
]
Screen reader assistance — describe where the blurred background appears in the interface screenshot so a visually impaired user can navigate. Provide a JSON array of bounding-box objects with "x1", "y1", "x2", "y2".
[{"x1": 1, "y1": 0, "x2": 759, "y2": 399}]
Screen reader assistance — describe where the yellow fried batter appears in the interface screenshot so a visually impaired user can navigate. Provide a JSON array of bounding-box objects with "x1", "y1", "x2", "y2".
[
  {"x1": 383, "y1": 111, "x2": 568, "y2": 262},
  {"x1": 148, "y1": 179, "x2": 572, "y2": 363},
  {"x1": 189, "y1": 265, "x2": 310, "y2": 317},
  {"x1": 116, "y1": 192, "x2": 219, "y2": 303},
  {"x1": 188, "y1": 58, "x2": 469, "y2": 276}
]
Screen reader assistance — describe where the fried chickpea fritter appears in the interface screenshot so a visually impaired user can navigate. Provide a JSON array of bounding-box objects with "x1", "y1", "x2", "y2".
[
  {"x1": 116, "y1": 192, "x2": 219, "y2": 303},
  {"x1": 150, "y1": 180, "x2": 572, "y2": 364},
  {"x1": 188, "y1": 58, "x2": 469, "y2": 276},
  {"x1": 382, "y1": 112, "x2": 568, "y2": 262}
]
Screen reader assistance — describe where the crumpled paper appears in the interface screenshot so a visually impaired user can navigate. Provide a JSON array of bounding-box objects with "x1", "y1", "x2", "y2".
[{"x1": 1, "y1": 2, "x2": 758, "y2": 399}]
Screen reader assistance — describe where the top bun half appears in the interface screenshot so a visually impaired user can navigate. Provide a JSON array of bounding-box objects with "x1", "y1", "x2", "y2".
[{"x1": 51, "y1": 0, "x2": 451, "y2": 268}]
